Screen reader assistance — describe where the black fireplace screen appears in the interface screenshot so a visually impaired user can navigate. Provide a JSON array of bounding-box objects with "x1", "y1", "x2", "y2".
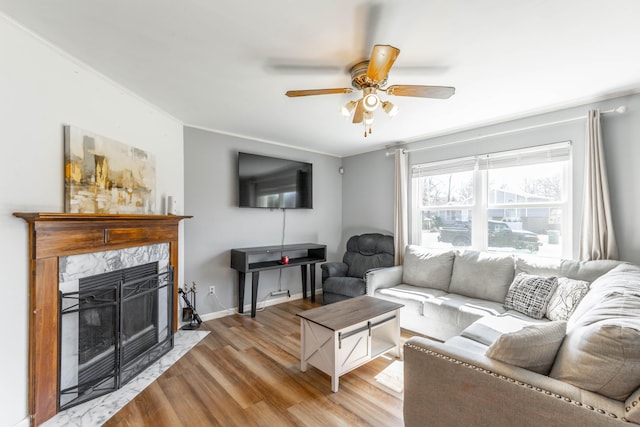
[{"x1": 59, "y1": 263, "x2": 174, "y2": 410}]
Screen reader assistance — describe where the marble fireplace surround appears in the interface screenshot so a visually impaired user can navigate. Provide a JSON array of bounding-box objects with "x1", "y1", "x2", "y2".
[{"x1": 14, "y1": 213, "x2": 190, "y2": 427}]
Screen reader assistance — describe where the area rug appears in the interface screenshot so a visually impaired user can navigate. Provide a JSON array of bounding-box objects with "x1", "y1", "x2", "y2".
[
  {"x1": 375, "y1": 360, "x2": 404, "y2": 393},
  {"x1": 42, "y1": 330, "x2": 209, "y2": 427}
]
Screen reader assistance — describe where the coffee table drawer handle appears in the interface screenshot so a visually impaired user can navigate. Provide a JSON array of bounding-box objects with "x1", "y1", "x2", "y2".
[
  {"x1": 370, "y1": 315, "x2": 396, "y2": 331},
  {"x1": 338, "y1": 315, "x2": 396, "y2": 348},
  {"x1": 339, "y1": 324, "x2": 368, "y2": 348}
]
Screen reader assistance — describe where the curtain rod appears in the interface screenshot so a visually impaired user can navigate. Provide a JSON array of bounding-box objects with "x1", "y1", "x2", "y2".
[{"x1": 385, "y1": 105, "x2": 627, "y2": 156}]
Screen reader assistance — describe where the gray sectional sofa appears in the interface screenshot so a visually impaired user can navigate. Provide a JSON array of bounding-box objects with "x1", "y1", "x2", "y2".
[{"x1": 366, "y1": 245, "x2": 640, "y2": 426}]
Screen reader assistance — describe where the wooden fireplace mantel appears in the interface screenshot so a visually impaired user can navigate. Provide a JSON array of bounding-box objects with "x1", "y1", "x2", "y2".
[{"x1": 14, "y1": 212, "x2": 191, "y2": 426}]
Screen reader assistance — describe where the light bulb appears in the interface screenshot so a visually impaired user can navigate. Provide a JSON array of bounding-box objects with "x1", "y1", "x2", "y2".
[{"x1": 363, "y1": 93, "x2": 380, "y2": 112}]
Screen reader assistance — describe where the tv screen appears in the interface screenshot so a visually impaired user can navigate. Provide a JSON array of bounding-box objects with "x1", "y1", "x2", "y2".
[{"x1": 237, "y1": 152, "x2": 313, "y2": 209}]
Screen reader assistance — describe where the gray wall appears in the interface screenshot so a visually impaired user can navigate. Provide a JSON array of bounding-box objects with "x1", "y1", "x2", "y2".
[
  {"x1": 343, "y1": 92, "x2": 640, "y2": 264},
  {"x1": 341, "y1": 149, "x2": 396, "y2": 240},
  {"x1": 183, "y1": 127, "x2": 343, "y2": 316}
]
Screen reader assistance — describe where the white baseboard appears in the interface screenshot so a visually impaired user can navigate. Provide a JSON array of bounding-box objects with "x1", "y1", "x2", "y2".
[{"x1": 179, "y1": 289, "x2": 322, "y2": 326}]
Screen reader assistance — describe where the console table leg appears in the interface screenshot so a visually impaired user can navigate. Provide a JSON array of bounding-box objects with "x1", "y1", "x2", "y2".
[
  {"x1": 310, "y1": 263, "x2": 316, "y2": 302},
  {"x1": 251, "y1": 272, "x2": 260, "y2": 318},
  {"x1": 237, "y1": 272, "x2": 246, "y2": 314},
  {"x1": 300, "y1": 265, "x2": 308, "y2": 299}
]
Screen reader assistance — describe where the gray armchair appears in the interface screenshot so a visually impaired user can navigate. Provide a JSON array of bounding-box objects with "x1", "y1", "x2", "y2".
[{"x1": 321, "y1": 233, "x2": 394, "y2": 304}]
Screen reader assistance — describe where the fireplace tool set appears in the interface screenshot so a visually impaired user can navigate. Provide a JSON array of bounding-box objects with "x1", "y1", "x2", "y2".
[{"x1": 179, "y1": 282, "x2": 203, "y2": 329}]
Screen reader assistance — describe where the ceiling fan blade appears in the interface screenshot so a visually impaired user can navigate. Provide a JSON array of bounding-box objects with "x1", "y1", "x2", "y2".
[
  {"x1": 352, "y1": 100, "x2": 364, "y2": 123},
  {"x1": 285, "y1": 88, "x2": 353, "y2": 97},
  {"x1": 386, "y1": 85, "x2": 455, "y2": 99},
  {"x1": 366, "y1": 44, "x2": 400, "y2": 84}
]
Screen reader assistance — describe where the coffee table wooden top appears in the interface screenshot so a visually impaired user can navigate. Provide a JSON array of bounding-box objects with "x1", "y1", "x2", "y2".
[{"x1": 297, "y1": 296, "x2": 403, "y2": 331}]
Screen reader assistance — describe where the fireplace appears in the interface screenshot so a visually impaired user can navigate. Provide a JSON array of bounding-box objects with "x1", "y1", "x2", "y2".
[
  {"x1": 14, "y1": 213, "x2": 190, "y2": 426},
  {"x1": 59, "y1": 258, "x2": 173, "y2": 409}
]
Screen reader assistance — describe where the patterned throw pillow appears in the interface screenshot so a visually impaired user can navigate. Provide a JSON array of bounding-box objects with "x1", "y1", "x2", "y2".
[
  {"x1": 545, "y1": 277, "x2": 590, "y2": 321},
  {"x1": 504, "y1": 273, "x2": 559, "y2": 319}
]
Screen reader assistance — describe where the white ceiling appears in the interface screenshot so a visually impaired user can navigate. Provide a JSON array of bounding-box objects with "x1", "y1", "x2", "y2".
[{"x1": 2, "y1": 0, "x2": 640, "y2": 157}]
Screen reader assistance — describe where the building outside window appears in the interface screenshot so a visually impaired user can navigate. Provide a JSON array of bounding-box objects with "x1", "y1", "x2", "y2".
[{"x1": 411, "y1": 142, "x2": 571, "y2": 258}]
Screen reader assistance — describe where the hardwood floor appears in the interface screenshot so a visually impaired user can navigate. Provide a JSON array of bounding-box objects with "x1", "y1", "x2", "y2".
[{"x1": 104, "y1": 296, "x2": 411, "y2": 426}]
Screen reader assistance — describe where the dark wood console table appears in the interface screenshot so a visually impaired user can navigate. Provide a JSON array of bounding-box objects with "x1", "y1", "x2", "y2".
[{"x1": 230, "y1": 243, "x2": 327, "y2": 317}]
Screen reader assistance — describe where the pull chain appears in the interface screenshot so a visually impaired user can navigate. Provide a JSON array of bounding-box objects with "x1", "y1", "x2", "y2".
[{"x1": 363, "y1": 123, "x2": 373, "y2": 137}]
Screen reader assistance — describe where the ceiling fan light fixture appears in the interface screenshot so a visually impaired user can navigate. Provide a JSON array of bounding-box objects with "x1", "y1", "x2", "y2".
[
  {"x1": 363, "y1": 111, "x2": 375, "y2": 126},
  {"x1": 362, "y1": 93, "x2": 380, "y2": 112},
  {"x1": 341, "y1": 100, "x2": 357, "y2": 117},
  {"x1": 382, "y1": 101, "x2": 399, "y2": 117}
]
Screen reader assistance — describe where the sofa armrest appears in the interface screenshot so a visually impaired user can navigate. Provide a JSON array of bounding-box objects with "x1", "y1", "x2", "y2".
[
  {"x1": 365, "y1": 265, "x2": 403, "y2": 296},
  {"x1": 626, "y1": 387, "x2": 640, "y2": 424},
  {"x1": 321, "y1": 262, "x2": 348, "y2": 282},
  {"x1": 403, "y1": 337, "x2": 628, "y2": 427}
]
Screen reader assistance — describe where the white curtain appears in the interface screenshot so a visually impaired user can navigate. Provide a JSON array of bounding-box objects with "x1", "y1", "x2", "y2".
[
  {"x1": 579, "y1": 109, "x2": 618, "y2": 260},
  {"x1": 394, "y1": 148, "x2": 408, "y2": 265}
]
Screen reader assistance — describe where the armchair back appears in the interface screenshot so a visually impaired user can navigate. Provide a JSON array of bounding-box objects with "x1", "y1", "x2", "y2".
[{"x1": 343, "y1": 233, "x2": 394, "y2": 279}]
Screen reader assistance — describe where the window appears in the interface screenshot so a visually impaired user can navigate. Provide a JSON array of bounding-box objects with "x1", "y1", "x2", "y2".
[{"x1": 411, "y1": 142, "x2": 571, "y2": 258}]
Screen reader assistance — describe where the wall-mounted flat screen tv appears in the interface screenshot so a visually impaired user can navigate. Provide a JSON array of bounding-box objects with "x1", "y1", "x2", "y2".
[{"x1": 237, "y1": 152, "x2": 313, "y2": 209}]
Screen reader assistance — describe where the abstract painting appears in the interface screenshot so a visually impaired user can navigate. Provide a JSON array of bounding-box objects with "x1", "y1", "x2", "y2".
[{"x1": 64, "y1": 125, "x2": 156, "y2": 214}]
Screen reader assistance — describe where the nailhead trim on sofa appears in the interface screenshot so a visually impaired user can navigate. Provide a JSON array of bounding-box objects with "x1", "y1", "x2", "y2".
[{"x1": 405, "y1": 342, "x2": 628, "y2": 422}]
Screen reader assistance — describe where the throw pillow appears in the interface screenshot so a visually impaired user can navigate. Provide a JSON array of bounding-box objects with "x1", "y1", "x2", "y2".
[
  {"x1": 504, "y1": 273, "x2": 558, "y2": 319},
  {"x1": 485, "y1": 321, "x2": 567, "y2": 375},
  {"x1": 550, "y1": 320, "x2": 640, "y2": 401},
  {"x1": 545, "y1": 277, "x2": 590, "y2": 321}
]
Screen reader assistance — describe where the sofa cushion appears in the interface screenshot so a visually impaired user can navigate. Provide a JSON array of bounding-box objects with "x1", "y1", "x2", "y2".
[
  {"x1": 545, "y1": 277, "x2": 589, "y2": 321},
  {"x1": 550, "y1": 264, "x2": 640, "y2": 401},
  {"x1": 420, "y1": 293, "x2": 507, "y2": 341},
  {"x1": 504, "y1": 273, "x2": 558, "y2": 320},
  {"x1": 568, "y1": 263, "x2": 640, "y2": 331},
  {"x1": 376, "y1": 284, "x2": 447, "y2": 316},
  {"x1": 444, "y1": 335, "x2": 489, "y2": 354},
  {"x1": 401, "y1": 246, "x2": 455, "y2": 291},
  {"x1": 460, "y1": 314, "x2": 544, "y2": 346},
  {"x1": 448, "y1": 251, "x2": 515, "y2": 303},
  {"x1": 550, "y1": 320, "x2": 640, "y2": 401},
  {"x1": 378, "y1": 284, "x2": 447, "y2": 301},
  {"x1": 322, "y1": 276, "x2": 365, "y2": 297},
  {"x1": 515, "y1": 255, "x2": 622, "y2": 283},
  {"x1": 485, "y1": 321, "x2": 567, "y2": 374}
]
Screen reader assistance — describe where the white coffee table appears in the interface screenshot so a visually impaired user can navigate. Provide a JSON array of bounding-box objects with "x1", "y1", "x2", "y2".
[{"x1": 297, "y1": 295, "x2": 403, "y2": 392}]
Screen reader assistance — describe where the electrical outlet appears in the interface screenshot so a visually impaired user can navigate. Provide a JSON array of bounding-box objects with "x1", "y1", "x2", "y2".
[{"x1": 209, "y1": 286, "x2": 215, "y2": 295}]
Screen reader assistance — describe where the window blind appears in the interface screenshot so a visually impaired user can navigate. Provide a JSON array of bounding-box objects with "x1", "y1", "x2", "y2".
[
  {"x1": 478, "y1": 141, "x2": 571, "y2": 170},
  {"x1": 411, "y1": 156, "x2": 477, "y2": 178},
  {"x1": 412, "y1": 141, "x2": 571, "y2": 178}
]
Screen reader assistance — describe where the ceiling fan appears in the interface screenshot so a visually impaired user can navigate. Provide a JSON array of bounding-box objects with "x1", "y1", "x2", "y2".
[{"x1": 285, "y1": 44, "x2": 455, "y2": 137}]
